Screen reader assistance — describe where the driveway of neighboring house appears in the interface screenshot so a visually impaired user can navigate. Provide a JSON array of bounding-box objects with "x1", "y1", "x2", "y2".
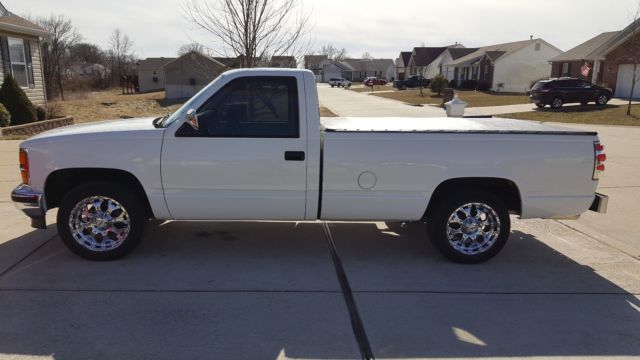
[
  {"x1": 0, "y1": 119, "x2": 639, "y2": 358},
  {"x1": 317, "y1": 83, "x2": 446, "y2": 117}
]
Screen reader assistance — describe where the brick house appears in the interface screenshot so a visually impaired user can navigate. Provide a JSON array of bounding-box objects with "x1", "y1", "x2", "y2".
[
  {"x1": 549, "y1": 32, "x2": 618, "y2": 81},
  {"x1": 551, "y1": 18, "x2": 640, "y2": 98}
]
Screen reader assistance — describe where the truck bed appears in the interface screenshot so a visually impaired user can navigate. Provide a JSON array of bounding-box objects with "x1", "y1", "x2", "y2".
[{"x1": 320, "y1": 117, "x2": 597, "y2": 135}]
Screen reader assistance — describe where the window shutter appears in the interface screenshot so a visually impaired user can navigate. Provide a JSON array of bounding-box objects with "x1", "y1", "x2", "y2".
[
  {"x1": 0, "y1": 36, "x2": 10, "y2": 76},
  {"x1": 24, "y1": 39, "x2": 35, "y2": 88}
]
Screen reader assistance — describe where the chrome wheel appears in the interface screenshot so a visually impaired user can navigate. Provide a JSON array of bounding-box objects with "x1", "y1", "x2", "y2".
[
  {"x1": 597, "y1": 95, "x2": 608, "y2": 105},
  {"x1": 552, "y1": 98, "x2": 563, "y2": 108},
  {"x1": 446, "y1": 202, "x2": 501, "y2": 256},
  {"x1": 69, "y1": 196, "x2": 131, "y2": 252}
]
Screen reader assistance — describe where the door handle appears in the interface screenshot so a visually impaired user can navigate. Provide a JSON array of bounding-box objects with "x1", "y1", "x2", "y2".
[{"x1": 284, "y1": 151, "x2": 305, "y2": 161}]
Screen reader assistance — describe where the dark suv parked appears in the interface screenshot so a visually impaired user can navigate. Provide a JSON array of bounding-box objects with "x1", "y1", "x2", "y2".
[{"x1": 530, "y1": 78, "x2": 612, "y2": 109}]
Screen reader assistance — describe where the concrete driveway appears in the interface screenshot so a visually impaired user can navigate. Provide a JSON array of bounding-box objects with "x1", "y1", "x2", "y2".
[
  {"x1": 318, "y1": 83, "x2": 446, "y2": 117},
  {"x1": 1, "y1": 116, "x2": 640, "y2": 360}
]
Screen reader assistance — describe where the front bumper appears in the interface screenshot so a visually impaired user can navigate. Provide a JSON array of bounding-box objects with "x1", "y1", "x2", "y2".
[
  {"x1": 589, "y1": 192, "x2": 608, "y2": 213},
  {"x1": 11, "y1": 184, "x2": 47, "y2": 229}
]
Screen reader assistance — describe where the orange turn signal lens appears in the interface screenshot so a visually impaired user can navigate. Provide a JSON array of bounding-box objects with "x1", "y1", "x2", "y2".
[{"x1": 19, "y1": 149, "x2": 29, "y2": 185}]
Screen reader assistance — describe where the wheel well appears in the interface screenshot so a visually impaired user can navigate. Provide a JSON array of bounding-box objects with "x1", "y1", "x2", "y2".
[
  {"x1": 44, "y1": 168, "x2": 154, "y2": 217},
  {"x1": 425, "y1": 178, "x2": 521, "y2": 218}
]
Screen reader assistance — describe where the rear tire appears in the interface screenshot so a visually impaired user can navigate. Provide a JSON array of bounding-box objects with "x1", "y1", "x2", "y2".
[
  {"x1": 426, "y1": 190, "x2": 510, "y2": 264},
  {"x1": 550, "y1": 97, "x2": 563, "y2": 109},
  {"x1": 57, "y1": 182, "x2": 147, "y2": 261}
]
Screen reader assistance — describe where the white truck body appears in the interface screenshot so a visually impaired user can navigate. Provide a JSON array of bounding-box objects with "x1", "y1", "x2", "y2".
[{"x1": 12, "y1": 69, "x2": 607, "y2": 262}]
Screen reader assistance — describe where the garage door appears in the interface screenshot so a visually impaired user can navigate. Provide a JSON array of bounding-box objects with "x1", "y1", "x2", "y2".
[{"x1": 615, "y1": 64, "x2": 640, "y2": 98}]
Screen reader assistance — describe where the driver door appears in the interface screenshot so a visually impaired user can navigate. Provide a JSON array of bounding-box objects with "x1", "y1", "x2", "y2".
[{"x1": 160, "y1": 75, "x2": 308, "y2": 220}]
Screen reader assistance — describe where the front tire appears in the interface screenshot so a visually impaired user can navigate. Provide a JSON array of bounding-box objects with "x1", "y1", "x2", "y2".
[
  {"x1": 57, "y1": 182, "x2": 147, "y2": 260},
  {"x1": 596, "y1": 94, "x2": 609, "y2": 105},
  {"x1": 426, "y1": 190, "x2": 510, "y2": 263}
]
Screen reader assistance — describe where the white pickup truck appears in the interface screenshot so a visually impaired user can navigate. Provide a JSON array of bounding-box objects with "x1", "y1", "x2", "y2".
[{"x1": 12, "y1": 69, "x2": 608, "y2": 263}]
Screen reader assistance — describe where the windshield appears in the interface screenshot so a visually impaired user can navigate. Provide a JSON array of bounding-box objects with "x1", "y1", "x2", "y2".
[{"x1": 162, "y1": 74, "x2": 226, "y2": 127}]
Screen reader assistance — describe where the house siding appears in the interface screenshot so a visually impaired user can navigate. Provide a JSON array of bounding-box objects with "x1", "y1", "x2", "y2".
[
  {"x1": 601, "y1": 33, "x2": 640, "y2": 92},
  {"x1": 138, "y1": 68, "x2": 166, "y2": 93},
  {"x1": 164, "y1": 53, "x2": 226, "y2": 99},
  {"x1": 0, "y1": 32, "x2": 46, "y2": 106},
  {"x1": 492, "y1": 41, "x2": 560, "y2": 92}
]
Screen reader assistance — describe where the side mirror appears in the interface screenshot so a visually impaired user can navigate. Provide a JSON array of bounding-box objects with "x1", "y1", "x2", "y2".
[{"x1": 186, "y1": 109, "x2": 199, "y2": 130}]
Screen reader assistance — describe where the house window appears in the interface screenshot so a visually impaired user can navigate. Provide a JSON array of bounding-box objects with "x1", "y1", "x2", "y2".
[
  {"x1": 561, "y1": 63, "x2": 569, "y2": 77},
  {"x1": 8, "y1": 37, "x2": 28, "y2": 87},
  {"x1": 535, "y1": 43, "x2": 541, "y2": 51},
  {"x1": 483, "y1": 66, "x2": 489, "y2": 80}
]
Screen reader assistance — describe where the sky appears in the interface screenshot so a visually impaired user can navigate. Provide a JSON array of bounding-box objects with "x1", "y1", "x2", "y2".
[{"x1": 6, "y1": 0, "x2": 638, "y2": 60}]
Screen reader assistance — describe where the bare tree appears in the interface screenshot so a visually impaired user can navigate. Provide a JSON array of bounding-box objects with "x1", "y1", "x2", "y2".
[
  {"x1": 183, "y1": 0, "x2": 311, "y2": 68},
  {"x1": 362, "y1": 52, "x2": 373, "y2": 60},
  {"x1": 628, "y1": 1, "x2": 640, "y2": 115},
  {"x1": 28, "y1": 14, "x2": 81, "y2": 100},
  {"x1": 107, "y1": 29, "x2": 134, "y2": 85},
  {"x1": 178, "y1": 42, "x2": 206, "y2": 56},
  {"x1": 318, "y1": 43, "x2": 347, "y2": 61}
]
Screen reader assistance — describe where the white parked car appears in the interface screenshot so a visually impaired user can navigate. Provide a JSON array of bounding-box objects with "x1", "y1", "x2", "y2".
[
  {"x1": 328, "y1": 77, "x2": 351, "y2": 88},
  {"x1": 12, "y1": 69, "x2": 608, "y2": 263}
]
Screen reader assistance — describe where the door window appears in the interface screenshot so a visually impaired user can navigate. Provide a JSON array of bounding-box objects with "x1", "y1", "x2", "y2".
[{"x1": 181, "y1": 76, "x2": 299, "y2": 138}]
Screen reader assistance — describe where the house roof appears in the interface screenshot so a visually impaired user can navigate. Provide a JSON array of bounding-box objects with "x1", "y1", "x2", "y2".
[
  {"x1": 410, "y1": 47, "x2": 449, "y2": 66},
  {"x1": 164, "y1": 51, "x2": 227, "y2": 69},
  {"x1": 585, "y1": 18, "x2": 640, "y2": 60},
  {"x1": 448, "y1": 48, "x2": 478, "y2": 60},
  {"x1": 269, "y1": 55, "x2": 296, "y2": 67},
  {"x1": 549, "y1": 31, "x2": 619, "y2": 62},
  {"x1": 447, "y1": 39, "x2": 543, "y2": 66},
  {"x1": 399, "y1": 51, "x2": 412, "y2": 67},
  {"x1": 0, "y1": 12, "x2": 51, "y2": 37},
  {"x1": 340, "y1": 58, "x2": 394, "y2": 72},
  {"x1": 137, "y1": 57, "x2": 175, "y2": 71}
]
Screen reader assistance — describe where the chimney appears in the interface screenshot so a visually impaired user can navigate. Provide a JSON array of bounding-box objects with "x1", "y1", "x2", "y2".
[{"x1": 530, "y1": 35, "x2": 533, "y2": 40}]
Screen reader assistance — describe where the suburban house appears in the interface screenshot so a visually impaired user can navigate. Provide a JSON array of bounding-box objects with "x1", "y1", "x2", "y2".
[
  {"x1": 435, "y1": 47, "x2": 477, "y2": 81},
  {"x1": 0, "y1": 2, "x2": 51, "y2": 106},
  {"x1": 269, "y1": 56, "x2": 296, "y2": 68},
  {"x1": 407, "y1": 44, "x2": 464, "y2": 79},
  {"x1": 163, "y1": 51, "x2": 227, "y2": 99},
  {"x1": 304, "y1": 54, "x2": 328, "y2": 79},
  {"x1": 395, "y1": 51, "x2": 412, "y2": 80},
  {"x1": 136, "y1": 57, "x2": 174, "y2": 93},
  {"x1": 443, "y1": 38, "x2": 562, "y2": 92},
  {"x1": 317, "y1": 58, "x2": 395, "y2": 82},
  {"x1": 549, "y1": 32, "x2": 618, "y2": 81},
  {"x1": 550, "y1": 19, "x2": 640, "y2": 98}
]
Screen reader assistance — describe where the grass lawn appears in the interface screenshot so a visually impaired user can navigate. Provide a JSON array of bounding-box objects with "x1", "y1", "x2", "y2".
[
  {"x1": 320, "y1": 106, "x2": 337, "y2": 117},
  {"x1": 499, "y1": 104, "x2": 640, "y2": 126},
  {"x1": 373, "y1": 88, "x2": 529, "y2": 107},
  {"x1": 51, "y1": 89, "x2": 184, "y2": 123}
]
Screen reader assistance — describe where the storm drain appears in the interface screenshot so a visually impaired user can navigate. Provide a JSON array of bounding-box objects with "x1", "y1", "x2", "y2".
[{"x1": 322, "y1": 222, "x2": 375, "y2": 360}]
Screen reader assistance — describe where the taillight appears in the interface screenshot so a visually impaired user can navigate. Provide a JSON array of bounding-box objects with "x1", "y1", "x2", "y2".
[
  {"x1": 593, "y1": 142, "x2": 606, "y2": 180},
  {"x1": 19, "y1": 148, "x2": 29, "y2": 185}
]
